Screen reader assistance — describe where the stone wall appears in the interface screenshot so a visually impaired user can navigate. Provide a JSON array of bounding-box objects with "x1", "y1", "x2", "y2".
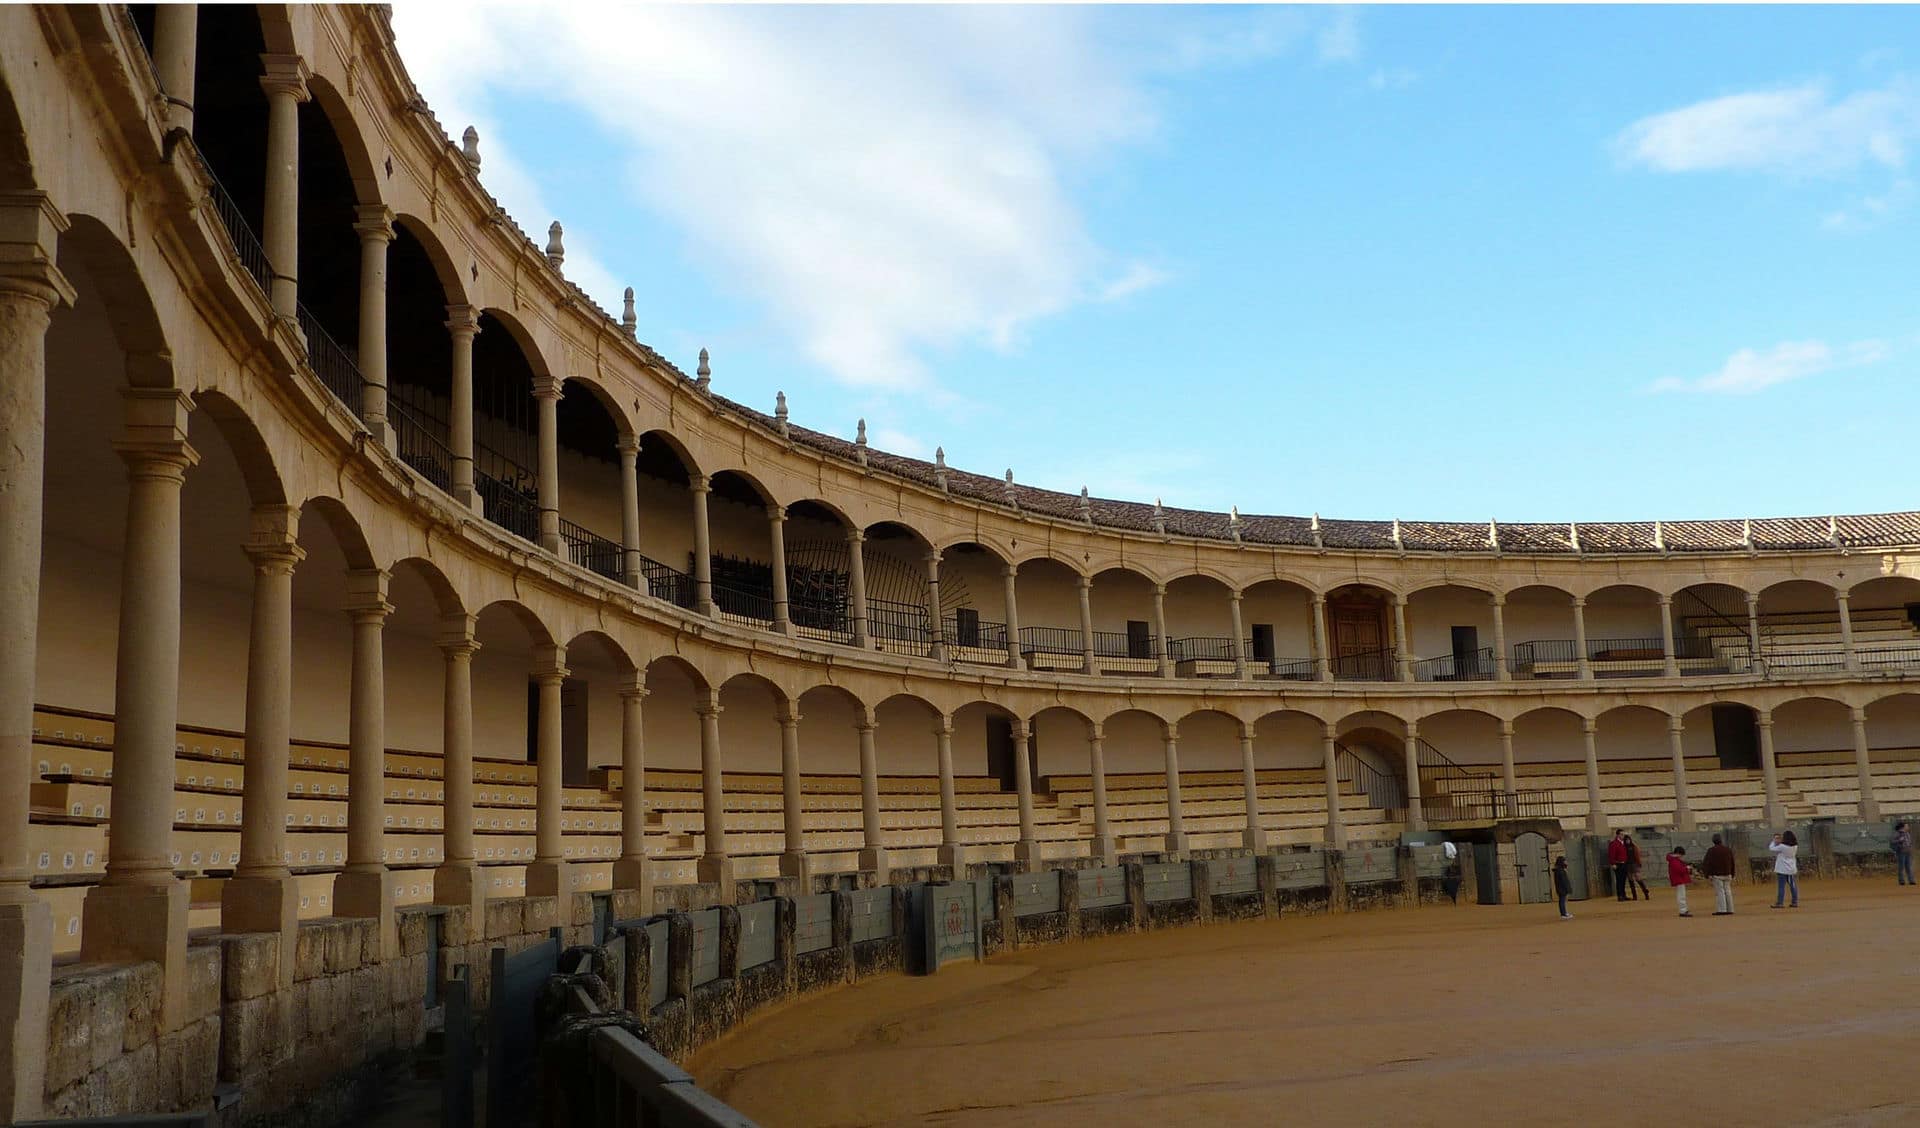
[{"x1": 43, "y1": 945, "x2": 219, "y2": 1118}]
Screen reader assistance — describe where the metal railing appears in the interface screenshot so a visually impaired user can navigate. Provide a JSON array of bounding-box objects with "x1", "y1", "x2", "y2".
[
  {"x1": 1265, "y1": 655, "x2": 1320, "y2": 681},
  {"x1": 789, "y1": 589, "x2": 852, "y2": 642},
  {"x1": 1168, "y1": 636, "x2": 1245, "y2": 663},
  {"x1": 1331, "y1": 648, "x2": 1397, "y2": 682},
  {"x1": 1095, "y1": 629, "x2": 1158, "y2": 660},
  {"x1": 293, "y1": 303, "x2": 365, "y2": 419},
  {"x1": 476, "y1": 468, "x2": 540, "y2": 544},
  {"x1": 1427, "y1": 786, "x2": 1557, "y2": 824},
  {"x1": 639, "y1": 555, "x2": 698, "y2": 611},
  {"x1": 711, "y1": 576, "x2": 774, "y2": 625},
  {"x1": 1412, "y1": 647, "x2": 1497, "y2": 682},
  {"x1": 1511, "y1": 636, "x2": 1728, "y2": 678},
  {"x1": 942, "y1": 614, "x2": 1008, "y2": 652},
  {"x1": 202, "y1": 165, "x2": 273, "y2": 297},
  {"x1": 558, "y1": 517, "x2": 624, "y2": 583},
  {"x1": 387, "y1": 398, "x2": 455, "y2": 492},
  {"x1": 1853, "y1": 643, "x2": 1920, "y2": 672},
  {"x1": 1018, "y1": 625, "x2": 1084, "y2": 658},
  {"x1": 868, "y1": 597, "x2": 932, "y2": 646},
  {"x1": 1335, "y1": 743, "x2": 1406, "y2": 811}
]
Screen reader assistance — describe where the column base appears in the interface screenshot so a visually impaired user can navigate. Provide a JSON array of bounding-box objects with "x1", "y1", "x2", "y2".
[
  {"x1": 220, "y1": 872, "x2": 298, "y2": 991},
  {"x1": 1087, "y1": 836, "x2": 1117, "y2": 866},
  {"x1": 525, "y1": 858, "x2": 571, "y2": 899},
  {"x1": 538, "y1": 532, "x2": 564, "y2": 556},
  {"x1": 366, "y1": 417, "x2": 395, "y2": 454},
  {"x1": 1010, "y1": 840, "x2": 1040, "y2": 873},
  {"x1": 857, "y1": 846, "x2": 890, "y2": 878},
  {"x1": 1162, "y1": 832, "x2": 1188, "y2": 861},
  {"x1": 82, "y1": 880, "x2": 190, "y2": 1030},
  {"x1": 0, "y1": 897, "x2": 52, "y2": 1121},
  {"x1": 1859, "y1": 797, "x2": 1882, "y2": 821},
  {"x1": 1005, "y1": 655, "x2": 1026, "y2": 672},
  {"x1": 935, "y1": 843, "x2": 966, "y2": 868},
  {"x1": 1242, "y1": 827, "x2": 1267, "y2": 852},
  {"x1": 777, "y1": 850, "x2": 810, "y2": 885},
  {"x1": 1663, "y1": 663, "x2": 1681, "y2": 678},
  {"x1": 612, "y1": 856, "x2": 654, "y2": 913},
  {"x1": 432, "y1": 860, "x2": 487, "y2": 921},
  {"x1": 454, "y1": 486, "x2": 484, "y2": 516},
  {"x1": 333, "y1": 868, "x2": 395, "y2": 962},
  {"x1": 1674, "y1": 808, "x2": 1698, "y2": 832},
  {"x1": 697, "y1": 854, "x2": 734, "y2": 903}
]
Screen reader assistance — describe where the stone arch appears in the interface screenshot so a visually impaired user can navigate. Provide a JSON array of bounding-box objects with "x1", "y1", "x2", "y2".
[
  {"x1": 641, "y1": 655, "x2": 710, "y2": 773},
  {"x1": 479, "y1": 306, "x2": 554, "y2": 382},
  {"x1": 189, "y1": 388, "x2": 287, "y2": 507},
  {"x1": 0, "y1": 65, "x2": 33, "y2": 187},
  {"x1": 303, "y1": 73, "x2": 383, "y2": 206},
  {"x1": 474, "y1": 597, "x2": 556, "y2": 650},
  {"x1": 296, "y1": 494, "x2": 376, "y2": 571},
  {"x1": 387, "y1": 555, "x2": 465, "y2": 618},
  {"x1": 392, "y1": 213, "x2": 469, "y2": 306},
  {"x1": 59, "y1": 215, "x2": 173, "y2": 387},
  {"x1": 1029, "y1": 704, "x2": 1095, "y2": 783},
  {"x1": 560, "y1": 374, "x2": 637, "y2": 443},
  {"x1": 798, "y1": 683, "x2": 870, "y2": 777},
  {"x1": 1768, "y1": 694, "x2": 1856, "y2": 763},
  {"x1": 1173, "y1": 707, "x2": 1243, "y2": 773},
  {"x1": 1252, "y1": 708, "x2": 1330, "y2": 774}
]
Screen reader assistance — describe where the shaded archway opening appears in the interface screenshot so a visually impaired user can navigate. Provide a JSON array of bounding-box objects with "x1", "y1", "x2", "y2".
[
  {"x1": 862, "y1": 521, "x2": 941, "y2": 655},
  {"x1": 874, "y1": 694, "x2": 940, "y2": 778},
  {"x1": 290, "y1": 93, "x2": 364, "y2": 407},
  {"x1": 1848, "y1": 577, "x2": 1920, "y2": 671},
  {"x1": 385, "y1": 559, "x2": 460, "y2": 754},
  {"x1": 1325, "y1": 583, "x2": 1395, "y2": 681},
  {"x1": 783, "y1": 502, "x2": 854, "y2": 641},
  {"x1": 1173, "y1": 709, "x2": 1241, "y2": 773},
  {"x1": 564, "y1": 632, "x2": 633, "y2": 784},
  {"x1": 286, "y1": 505, "x2": 360, "y2": 746},
  {"x1": 385, "y1": 220, "x2": 456, "y2": 488},
  {"x1": 1405, "y1": 584, "x2": 1496, "y2": 682},
  {"x1": 554, "y1": 383, "x2": 625, "y2": 582},
  {"x1": 641, "y1": 657, "x2": 707, "y2": 774},
  {"x1": 1011, "y1": 556, "x2": 1081, "y2": 670},
  {"x1": 187, "y1": 5, "x2": 268, "y2": 241},
  {"x1": 706, "y1": 470, "x2": 776, "y2": 625},
  {"x1": 941, "y1": 542, "x2": 1008, "y2": 660},
  {"x1": 1505, "y1": 584, "x2": 1576, "y2": 679},
  {"x1": 1163, "y1": 575, "x2": 1236, "y2": 674},
  {"x1": 1334, "y1": 711, "x2": 1410, "y2": 810},
  {"x1": 1088, "y1": 567, "x2": 1158, "y2": 672},
  {"x1": 1030, "y1": 706, "x2": 1093, "y2": 782},
  {"x1": 1672, "y1": 581, "x2": 1755, "y2": 674},
  {"x1": 471, "y1": 602, "x2": 545, "y2": 766},
  {"x1": 472, "y1": 312, "x2": 542, "y2": 542},
  {"x1": 1242, "y1": 579, "x2": 1315, "y2": 679},
  {"x1": 954, "y1": 701, "x2": 1024, "y2": 794},
  {"x1": 1579, "y1": 584, "x2": 1666, "y2": 678}
]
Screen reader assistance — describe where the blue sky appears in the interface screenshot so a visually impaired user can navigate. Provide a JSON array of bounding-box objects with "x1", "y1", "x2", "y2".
[{"x1": 389, "y1": 4, "x2": 1919, "y2": 523}]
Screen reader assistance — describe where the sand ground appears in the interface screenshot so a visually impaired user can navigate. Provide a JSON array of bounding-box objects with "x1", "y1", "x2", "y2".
[{"x1": 690, "y1": 879, "x2": 1920, "y2": 1127}]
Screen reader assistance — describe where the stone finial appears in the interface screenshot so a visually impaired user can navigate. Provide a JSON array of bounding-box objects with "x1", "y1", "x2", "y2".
[
  {"x1": 1390, "y1": 518, "x2": 1403, "y2": 553},
  {"x1": 696, "y1": 348, "x2": 711, "y2": 391},
  {"x1": 774, "y1": 391, "x2": 789, "y2": 437},
  {"x1": 1003, "y1": 469, "x2": 1019, "y2": 509},
  {"x1": 620, "y1": 287, "x2": 636, "y2": 337},
  {"x1": 545, "y1": 221, "x2": 565, "y2": 269},
  {"x1": 933, "y1": 447, "x2": 949, "y2": 494},
  {"x1": 1229, "y1": 506, "x2": 1244, "y2": 542},
  {"x1": 1310, "y1": 512, "x2": 1324, "y2": 550},
  {"x1": 1078, "y1": 487, "x2": 1093, "y2": 525},
  {"x1": 461, "y1": 126, "x2": 481, "y2": 172},
  {"x1": 1829, "y1": 515, "x2": 1843, "y2": 550},
  {"x1": 1488, "y1": 519, "x2": 1500, "y2": 553},
  {"x1": 1569, "y1": 522, "x2": 1582, "y2": 554},
  {"x1": 1653, "y1": 519, "x2": 1666, "y2": 553},
  {"x1": 855, "y1": 418, "x2": 868, "y2": 467},
  {"x1": 1741, "y1": 518, "x2": 1754, "y2": 552},
  {"x1": 1152, "y1": 498, "x2": 1167, "y2": 536}
]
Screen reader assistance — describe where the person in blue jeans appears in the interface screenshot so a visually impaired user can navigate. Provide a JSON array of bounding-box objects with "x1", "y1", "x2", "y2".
[
  {"x1": 1894, "y1": 822, "x2": 1914, "y2": 886},
  {"x1": 1769, "y1": 831, "x2": 1800, "y2": 909}
]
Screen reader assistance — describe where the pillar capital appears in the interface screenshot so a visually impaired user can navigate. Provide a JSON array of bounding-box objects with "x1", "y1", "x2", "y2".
[
  {"x1": 0, "y1": 189, "x2": 77, "y2": 308},
  {"x1": 1835, "y1": 589, "x2": 1852, "y2": 604},
  {"x1": 1669, "y1": 714, "x2": 1686, "y2": 734},
  {"x1": 1237, "y1": 719, "x2": 1255, "y2": 742},
  {"x1": 1310, "y1": 591, "x2": 1326, "y2": 605},
  {"x1": 1153, "y1": 582, "x2": 1167, "y2": 597},
  {"x1": 689, "y1": 473, "x2": 711, "y2": 495},
  {"x1": 1228, "y1": 588, "x2": 1243, "y2": 603},
  {"x1": 532, "y1": 643, "x2": 568, "y2": 682},
  {"x1": 694, "y1": 696, "x2": 723, "y2": 720},
  {"x1": 1581, "y1": 716, "x2": 1598, "y2": 735},
  {"x1": 1011, "y1": 717, "x2": 1030, "y2": 742},
  {"x1": 932, "y1": 714, "x2": 953, "y2": 737},
  {"x1": 436, "y1": 613, "x2": 480, "y2": 657},
  {"x1": 1657, "y1": 592, "x2": 1672, "y2": 606},
  {"x1": 1077, "y1": 573, "x2": 1092, "y2": 592},
  {"x1": 530, "y1": 374, "x2": 564, "y2": 402},
  {"x1": 924, "y1": 549, "x2": 943, "y2": 567},
  {"x1": 1490, "y1": 591, "x2": 1506, "y2": 607},
  {"x1": 767, "y1": 504, "x2": 786, "y2": 523},
  {"x1": 615, "y1": 433, "x2": 641, "y2": 458},
  {"x1": 616, "y1": 671, "x2": 648, "y2": 699},
  {"x1": 1391, "y1": 591, "x2": 1407, "y2": 607},
  {"x1": 1088, "y1": 721, "x2": 1105, "y2": 742},
  {"x1": 258, "y1": 53, "x2": 311, "y2": 102},
  {"x1": 242, "y1": 503, "x2": 303, "y2": 571},
  {"x1": 1570, "y1": 595, "x2": 1587, "y2": 608},
  {"x1": 1755, "y1": 709, "x2": 1773, "y2": 728},
  {"x1": 1745, "y1": 590, "x2": 1760, "y2": 608},
  {"x1": 1851, "y1": 705, "x2": 1868, "y2": 723},
  {"x1": 114, "y1": 386, "x2": 197, "y2": 467},
  {"x1": 444, "y1": 303, "x2": 481, "y2": 338},
  {"x1": 846, "y1": 527, "x2": 865, "y2": 545},
  {"x1": 1159, "y1": 720, "x2": 1177, "y2": 743},
  {"x1": 1497, "y1": 718, "x2": 1514, "y2": 737},
  {"x1": 854, "y1": 719, "x2": 877, "y2": 736},
  {"x1": 1322, "y1": 722, "x2": 1339, "y2": 741},
  {"x1": 342, "y1": 567, "x2": 391, "y2": 614},
  {"x1": 1405, "y1": 718, "x2": 1419, "y2": 738},
  {"x1": 352, "y1": 204, "x2": 395, "y2": 243},
  {"x1": 1003, "y1": 561, "x2": 1020, "y2": 580},
  {"x1": 776, "y1": 703, "x2": 802, "y2": 727}
]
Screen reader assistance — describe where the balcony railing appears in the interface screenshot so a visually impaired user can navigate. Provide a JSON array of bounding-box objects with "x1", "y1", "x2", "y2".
[
  {"x1": 1264, "y1": 655, "x2": 1320, "y2": 681},
  {"x1": 387, "y1": 399, "x2": 455, "y2": 493},
  {"x1": 203, "y1": 165, "x2": 273, "y2": 297},
  {"x1": 1412, "y1": 648, "x2": 1498, "y2": 682},
  {"x1": 1428, "y1": 787, "x2": 1557, "y2": 824},
  {"x1": 638, "y1": 555, "x2": 697, "y2": 612},
  {"x1": 1511, "y1": 636, "x2": 1730, "y2": 678},
  {"x1": 1018, "y1": 626, "x2": 1083, "y2": 659},
  {"x1": 476, "y1": 470, "x2": 540, "y2": 544},
  {"x1": 942, "y1": 614, "x2": 1008, "y2": 654},
  {"x1": 1331, "y1": 648, "x2": 1397, "y2": 682},
  {"x1": 1335, "y1": 744, "x2": 1405, "y2": 811},
  {"x1": 789, "y1": 590, "x2": 852, "y2": 643},
  {"x1": 293, "y1": 304, "x2": 365, "y2": 420},
  {"x1": 1168, "y1": 636, "x2": 1246, "y2": 663},
  {"x1": 1852, "y1": 644, "x2": 1920, "y2": 673},
  {"x1": 868, "y1": 597, "x2": 932, "y2": 651},
  {"x1": 557, "y1": 517, "x2": 623, "y2": 584}
]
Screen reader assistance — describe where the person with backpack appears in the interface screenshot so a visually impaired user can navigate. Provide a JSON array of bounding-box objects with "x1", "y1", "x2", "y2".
[
  {"x1": 1894, "y1": 822, "x2": 1914, "y2": 886},
  {"x1": 1624, "y1": 834, "x2": 1651, "y2": 901},
  {"x1": 1666, "y1": 845, "x2": 1694, "y2": 917},
  {"x1": 1702, "y1": 833, "x2": 1738, "y2": 915},
  {"x1": 1553, "y1": 855, "x2": 1573, "y2": 920},
  {"x1": 1769, "y1": 830, "x2": 1800, "y2": 909},
  {"x1": 1607, "y1": 829, "x2": 1631, "y2": 902}
]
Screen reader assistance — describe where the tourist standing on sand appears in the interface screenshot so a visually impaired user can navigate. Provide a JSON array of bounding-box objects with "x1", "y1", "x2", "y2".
[
  {"x1": 1624, "y1": 834, "x2": 1651, "y2": 901},
  {"x1": 1554, "y1": 856, "x2": 1573, "y2": 920},
  {"x1": 1894, "y1": 822, "x2": 1914, "y2": 886},
  {"x1": 1608, "y1": 829, "x2": 1631, "y2": 902},
  {"x1": 1769, "y1": 831, "x2": 1800, "y2": 909},
  {"x1": 1703, "y1": 833, "x2": 1738, "y2": 915},
  {"x1": 1666, "y1": 846, "x2": 1694, "y2": 917}
]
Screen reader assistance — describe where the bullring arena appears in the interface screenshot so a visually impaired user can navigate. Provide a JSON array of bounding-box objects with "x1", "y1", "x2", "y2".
[{"x1": 3, "y1": 5, "x2": 1919, "y2": 1127}]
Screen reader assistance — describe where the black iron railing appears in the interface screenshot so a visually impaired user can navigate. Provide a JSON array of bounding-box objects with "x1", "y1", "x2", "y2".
[
  {"x1": 476, "y1": 469, "x2": 540, "y2": 544},
  {"x1": 638, "y1": 555, "x2": 698, "y2": 612},
  {"x1": 1335, "y1": 743, "x2": 1406, "y2": 811},
  {"x1": 1168, "y1": 636, "x2": 1245, "y2": 663},
  {"x1": 387, "y1": 398, "x2": 455, "y2": 493},
  {"x1": 1265, "y1": 655, "x2": 1320, "y2": 681},
  {"x1": 1095, "y1": 629, "x2": 1157, "y2": 660},
  {"x1": 1412, "y1": 647, "x2": 1497, "y2": 682},
  {"x1": 202, "y1": 165, "x2": 273, "y2": 297},
  {"x1": 1511, "y1": 636, "x2": 1728, "y2": 678},
  {"x1": 868, "y1": 597, "x2": 930, "y2": 643},
  {"x1": 1853, "y1": 644, "x2": 1920, "y2": 672},
  {"x1": 1018, "y1": 625, "x2": 1084, "y2": 658},
  {"x1": 1331, "y1": 648, "x2": 1398, "y2": 681},
  {"x1": 942, "y1": 614, "x2": 1008, "y2": 652},
  {"x1": 789, "y1": 589, "x2": 851, "y2": 642},
  {"x1": 1428, "y1": 787, "x2": 1557, "y2": 824},
  {"x1": 710, "y1": 576, "x2": 773, "y2": 624},
  {"x1": 557, "y1": 517, "x2": 623, "y2": 583},
  {"x1": 293, "y1": 303, "x2": 365, "y2": 419}
]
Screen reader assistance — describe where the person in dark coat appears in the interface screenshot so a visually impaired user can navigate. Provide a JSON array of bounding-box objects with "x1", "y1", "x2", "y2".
[
  {"x1": 1607, "y1": 829, "x2": 1631, "y2": 901},
  {"x1": 1553, "y1": 856, "x2": 1573, "y2": 920},
  {"x1": 1624, "y1": 834, "x2": 1651, "y2": 901}
]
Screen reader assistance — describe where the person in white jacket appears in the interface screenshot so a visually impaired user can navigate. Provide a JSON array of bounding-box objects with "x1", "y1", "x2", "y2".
[{"x1": 1769, "y1": 831, "x2": 1800, "y2": 909}]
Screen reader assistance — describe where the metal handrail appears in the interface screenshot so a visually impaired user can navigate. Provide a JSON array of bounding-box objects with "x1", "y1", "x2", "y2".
[
  {"x1": 1334, "y1": 742, "x2": 1405, "y2": 811},
  {"x1": 639, "y1": 555, "x2": 698, "y2": 611},
  {"x1": 941, "y1": 614, "x2": 1007, "y2": 651},
  {"x1": 1017, "y1": 625, "x2": 1083, "y2": 658},
  {"x1": 557, "y1": 516, "x2": 623, "y2": 583},
  {"x1": 201, "y1": 163, "x2": 273, "y2": 296},
  {"x1": 1168, "y1": 636, "x2": 1246, "y2": 663},
  {"x1": 868, "y1": 597, "x2": 930, "y2": 644},
  {"x1": 1265, "y1": 655, "x2": 1319, "y2": 681},
  {"x1": 711, "y1": 576, "x2": 774, "y2": 624},
  {"x1": 293, "y1": 303, "x2": 365, "y2": 419},
  {"x1": 1094, "y1": 629, "x2": 1157, "y2": 660},
  {"x1": 476, "y1": 469, "x2": 540, "y2": 544},
  {"x1": 1412, "y1": 647, "x2": 1497, "y2": 682},
  {"x1": 1330, "y1": 648, "x2": 1397, "y2": 682},
  {"x1": 386, "y1": 398, "x2": 455, "y2": 492}
]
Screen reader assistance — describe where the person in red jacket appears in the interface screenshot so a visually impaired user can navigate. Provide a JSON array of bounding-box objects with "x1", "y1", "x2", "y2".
[
  {"x1": 1607, "y1": 830, "x2": 1631, "y2": 902},
  {"x1": 1667, "y1": 845, "x2": 1694, "y2": 917}
]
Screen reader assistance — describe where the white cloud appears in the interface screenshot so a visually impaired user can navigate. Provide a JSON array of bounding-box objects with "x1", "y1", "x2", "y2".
[
  {"x1": 1615, "y1": 78, "x2": 1920, "y2": 175},
  {"x1": 1651, "y1": 338, "x2": 1891, "y2": 394},
  {"x1": 869, "y1": 427, "x2": 929, "y2": 460},
  {"x1": 1317, "y1": 8, "x2": 1362, "y2": 64},
  {"x1": 1095, "y1": 262, "x2": 1168, "y2": 303},
  {"x1": 1822, "y1": 177, "x2": 1915, "y2": 230}
]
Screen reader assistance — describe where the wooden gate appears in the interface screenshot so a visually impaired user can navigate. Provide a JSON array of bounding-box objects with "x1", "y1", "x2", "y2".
[{"x1": 1515, "y1": 831, "x2": 1552, "y2": 904}]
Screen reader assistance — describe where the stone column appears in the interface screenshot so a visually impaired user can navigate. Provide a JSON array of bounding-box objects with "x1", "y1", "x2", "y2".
[
  {"x1": 1311, "y1": 593, "x2": 1332, "y2": 681},
  {"x1": 1077, "y1": 575, "x2": 1096, "y2": 674},
  {"x1": 1403, "y1": 720, "x2": 1424, "y2": 831},
  {"x1": 1239, "y1": 722, "x2": 1264, "y2": 851},
  {"x1": 446, "y1": 304, "x2": 479, "y2": 509},
  {"x1": 1836, "y1": 590, "x2": 1858, "y2": 671},
  {"x1": 1012, "y1": 719, "x2": 1039, "y2": 866},
  {"x1": 221, "y1": 507, "x2": 304, "y2": 988},
  {"x1": 1498, "y1": 719, "x2": 1518, "y2": 817},
  {"x1": 1669, "y1": 715, "x2": 1695, "y2": 831},
  {"x1": 612, "y1": 676, "x2": 651, "y2": 900},
  {"x1": 432, "y1": 616, "x2": 483, "y2": 919},
  {"x1": 1757, "y1": 708, "x2": 1781, "y2": 827},
  {"x1": 617, "y1": 435, "x2": 642, "y2": 588},
  {"x1": 1582, "y1": 717, "x2": 1607, "y2": 833},
  {"x1": 1745, "y1": 591, "x2": 1763, "y2": 672},
  {"x1": 0, "y1": 213, "x2": 72, "y2": 1118},
  {"x1": 1392, "y1": 594, "x2": 1413, "y2": 682},
  {"x1": 1657, "y1": 594, "x2": 1681, "y2": 677},
  {"x1": 695, "y1": 692, "x2": 731, "y2": 897},
  {"x1": 690, "y1": 474, "x2": 714, "y2": 614},
  {"x1": 768, "y1": 506, "x2": 791, "y2": 634},
  {"x1": 526, "y1": 646, "x2": 571, "y2": 898},
  {"x1": 84, "y1": 390, "x2": 197, "y2": 1031},
  {"x1": 335, "y1": 568, "x2": 394, "y2": 956},
  {"x1": 1491, "y1": 594, "x2": 1510, "y2": 680},
  {"x1": 1002, "y1": 563, "x2": 1023, "y2": 669},
  {"x1": 1162, "y1": 722, "x2": 1188, "y2": 858},
  {"x1": 1088, "y1": 723, "x2": 1115, "y2": 864},
  {"x1": 856, "y1": 711, "x2": 888, "y2": 874},
  {"x1": 934, "y1": 715, "x2": 961, "y2": 867},
  {"x1": 258, "y1": 54, "x2": 309, "y2": 319},
  {"x1": 353, "y1": 204, "x2": 393, "y2": 444},
  {"x1": 846, "y1": 528, "x2": 869, "y2": 646},
  {"x1": 533, "y1": 378, "x2": 562, "y2": 554},
  {"x1": 1152, "y1": 584, "x2": 1173, "y2": 677},
  {"x1": 924, "y1": 552, "x2": 946, "y2": 660},
  {"x1": 1572, "y1": 596, "x2": 1593, "y2": 680},
  {"x1": 151, "y1": 4, "x2": 198, "y2": 133},
  {"x1": 777, "y1": 704, "x2": 807, "y2": 882},
  {"x1": 1851, "y1": 706, "x2": 1879, "y2": 821},
  {"x1": 1229, "y1": 589, "x2": 1250, "y2": 679},
  {"x1": 1321, "y1": 724, "x2": 1345, "y2": 848}
]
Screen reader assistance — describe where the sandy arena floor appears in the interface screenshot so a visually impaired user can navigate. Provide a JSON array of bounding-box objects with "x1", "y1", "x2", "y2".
[{"x1": 690, "y1": 879, "x2": 1920, "y2": 1127}]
